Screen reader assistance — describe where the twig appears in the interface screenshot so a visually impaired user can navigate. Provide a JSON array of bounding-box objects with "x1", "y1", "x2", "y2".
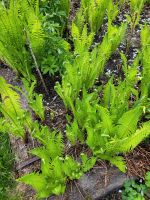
[
  {"x1": 25, "y1": 30, "x2": 49, "y2": 95},
  {"x1": 74, "y1": 181, "x2": 85, "y2": 200},
  {"x1": 16, "y1": 156, "x2": 40, "y2": 171}
]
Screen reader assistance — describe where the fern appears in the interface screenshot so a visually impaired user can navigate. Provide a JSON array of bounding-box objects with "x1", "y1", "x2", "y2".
[
  {"x1": 66, "y1": 119, "x2": 84, "y2": 145},
  {"x1": 0, "y1": 76, "x2": 24, "y2": 119},
  {"x1": 76, "y1": 0, "x2": 111, "y2": 33},
  {"x1": 0, "y1": 1, "x2": 35, "y2": 79},
  {"x1": 55, "y1": 22, "x2": 127, "y2": 110},
  {"x1": 65, "y1": 69, "x2": 148, "y2": 173},
  {"x1": 140, "y1": 25, "x2": 150, "y2": 98},
  {"x1": 98, "y1": 154, "x2": 126, "y2": 172},
  {"x1": 0, "y1": 76, "x2": 26, "y2": 137},
  {"x1": 22, "y1": 78, "x2": 45, "y2": 120},
  {"x1": 18, "y1": 173, "x2": 47, "y2": 197},
  {"x1": 106, "y1": 121, "x2": 150, "y2": 153},
  {"x1": 129, "y1": 0, "x2": 146, "y2": 31},
  {"x1": 0, "y1": 76, "x2": 34, "y2": 137},
  {"x1": 116, "y1": 107, "x2": 143, "y2": 138},
  {"x1": 18, "y1": 125, "x2": 97, "y2": 198}
]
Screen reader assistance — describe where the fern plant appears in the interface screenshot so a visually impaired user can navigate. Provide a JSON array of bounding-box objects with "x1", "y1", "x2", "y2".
[
  {"x1": 0, "y1": 0, "x2": 47, "y2": 79},
  {"x1": 140, "y1": 25, "x2": 150, "y2": 99},
  {"x1": 65, "y1": 49, "x2": 150, "y2": 172},
  {"x1": 18, "y1": 125, "x2": 96, "y2": 198},
  {"x1": 55, "y1": 22, "x2": 127, "y2": 110},
  {"x1": 129, "y1": 0, "x2": 146, "y2": 32},
  {"x1": 21, "y1": 78, "x2": 45, "y2": 120},
  {"x1": 76, "y1": 0, "x2": 111, "y2": 33},
  {"x1": 0, "y1": 76, "x2": 33, "y2": 138},
  {"x1": 66, "y1": 85, "x2": 150, "y2": 172},
  {"x1": 0, "y1": 0, "x2": 70, "y2": 83},
  {"x1": 0, "y1": 1, "x2": 30, "y2": 79}
]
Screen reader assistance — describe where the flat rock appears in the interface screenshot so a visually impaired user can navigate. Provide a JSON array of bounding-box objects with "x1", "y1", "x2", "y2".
[{"x1": 49, "y1": 166, "x2": 129, "y2": 200}]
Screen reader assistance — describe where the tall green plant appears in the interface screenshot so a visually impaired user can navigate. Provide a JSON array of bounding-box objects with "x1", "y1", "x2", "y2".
[
  {"x1": 140, "y1": 25, "x2": 150, "y2": 98},
  {"x1": 55, "y1": 22, "x2": 127, "y2": 110},
  {"x1": 129, "y1": 0, "x2": 146, "y2": 32},
  {"x1": 0, "y1": 0, "x2": 70, "y2": 84},
  {"x1": 76, "y1": 0, "x2": 111, "y2": 33},
  {"x1": 0, "y1": 76, "x2": 33, "y2": 138},
  {"x1": 66, "y1": 79, "x2": 150, "y2": 172},
  {"x1": 0, "y1": 0, "x2": 46, "y2": 80},
  {"x1": 65, "y1": 49, "x2": 150, "y2": 172}
]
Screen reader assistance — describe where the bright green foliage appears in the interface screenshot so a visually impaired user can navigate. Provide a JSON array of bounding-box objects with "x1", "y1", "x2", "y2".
[
  {"x1": 65, "y1": 55, "x2": 150, "y2": 172},
  {"x1": 55, "y1": 0, "x2": 150, "y2": 173},
  {"x1": 55, "y1": 22, "x2": 127, "y2": 110},
  {"x1": 76, "y1": 0, "x2": 111, "y2": 33},
  {"x1": 129, "y1": 0, "x2": 146, "y2": 31},
  {"x1": 22, "y1": 78, "x2": 45, "y2": 120},
  {"x1": 0, "y1": 0, "x2": 71, "y2": 79},
  {"x1": 18, "y1": 125, "x2": 96, "y2": 198},
  {"x1": 107, "y1": 0, "x2": 119, "y2": 26},
  {"x1": 0, "y1": 76, "x2": 32, "y2": 137},
  {"x1": 0, "y1": 0, "x2": 149, "y2": 199},
  {"x1": 0, "y1": 0, "x2": 44, "y2": 80},
  {"x1": 140, "y1": 25, "x2": 150, "y2": 98},
  {"x1": 67, "y1": 88, "x2": 150, "y2": 172}
]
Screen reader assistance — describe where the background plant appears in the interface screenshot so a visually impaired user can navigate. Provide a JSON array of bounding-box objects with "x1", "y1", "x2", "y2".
[
  {"x1": 0, "y1": 0, "x2": 71, "y2": 82},
  {"x1": 122, "y1": 171, "x2": 150, "y2": 200}
]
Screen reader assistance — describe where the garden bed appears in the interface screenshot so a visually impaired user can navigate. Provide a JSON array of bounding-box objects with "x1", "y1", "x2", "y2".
[{"x1": 0, "y1": 0, "x2": 150, "y2": 199}]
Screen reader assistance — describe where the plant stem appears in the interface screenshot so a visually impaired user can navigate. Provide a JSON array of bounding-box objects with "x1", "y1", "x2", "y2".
[{"x1": 25, "y1": 31, "x2": 49, "y2": 95}]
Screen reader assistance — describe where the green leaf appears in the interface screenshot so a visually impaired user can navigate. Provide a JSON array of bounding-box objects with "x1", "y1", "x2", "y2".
[
  {"x1": 81, "y1": 153, "x2": 96, "y2": 172},
  {"x1": 116, "y1": 107, "x2": 142, "y2": 138},
  {"x1": 18, "y1": 173, "x2": 47, "y2": 194},
  {"x1": 98, "y1": 106, "x2": 113, "y2": 135},
  {"x1": 98, "y1": 154, "x2": 126, "y2": 172}
]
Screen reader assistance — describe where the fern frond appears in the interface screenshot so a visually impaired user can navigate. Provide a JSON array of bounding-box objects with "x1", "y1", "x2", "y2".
[
  {"x1": 106, "y1": 121, "x2": 150, "y2": 154},
  {"x1": 0, "y1": 76, "x2": 33, "y2": 137},
  {"x1": 0, "y1": 76, "x2": 23, "y2": 119},
  {"x1": 18, "y1": 173, "x2": 48, "y2": 198},
  {"x1": 79, "y1": 0, "x2": 111, "y2": 33},
  {"x1": 34, "y1": 126, "x2": 64, "y2": 159},
  {"x1": 116, "y1": 106, "x2": 143, "y2": 138},
  {"x1": 118, "y1": 121, "x2": 150, "y2": 152},
  {"x1": 98, "y1": 106, "x2": 113, "y2": 135},
  {"x1": 141, "y1": 25, "x2": 150, "y2": 97},
  {"x1": 0, "y1": 0, "x2": 46, "y2": 80},
  {"x1": 98, "y1": 154, "x2": 126, "y2": 172}
]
